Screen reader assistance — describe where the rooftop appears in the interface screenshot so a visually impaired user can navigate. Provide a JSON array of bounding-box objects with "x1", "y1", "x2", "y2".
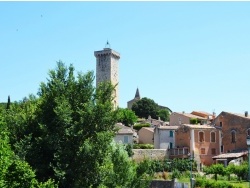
[
  {"x1": 182, "y1": 124, "x2": 216, "y2": 129},
  {"x1": 212, "y1": 151, "x2": 248, "y2": 159}
]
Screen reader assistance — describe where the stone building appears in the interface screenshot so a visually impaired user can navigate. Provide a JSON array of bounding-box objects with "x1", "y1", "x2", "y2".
[
  {"x1": 94, "y1": 44, "x2": 120, "y2": 108},
  {"x1": 214, "y1": 111, "x2": 250, "y2": 154},
  {"x1": 127, "y1": 88, "x2": 141, "y2": 109}
]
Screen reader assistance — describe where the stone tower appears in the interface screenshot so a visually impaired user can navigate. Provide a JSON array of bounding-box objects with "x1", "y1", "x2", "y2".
[{"x1": 94, "y1": 45, "x2": 120, "y2": 108}]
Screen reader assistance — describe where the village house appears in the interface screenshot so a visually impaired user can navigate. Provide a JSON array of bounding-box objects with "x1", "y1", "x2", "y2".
[
  {"x1": 214, "y1": 111, "x2": 250, "y2": 154},
  {"x1": 169, "y1": 112, "x2": 208, "y2": 126},
  {"x1": 114, "y1": 123, "x2": 134, "y2": 144},
  {"x1": 138, "y1": 127, "x2": 154, "y2": 144},
  {"x1": 154, "y1": 125, "x2": 179, "y2": 149},
  {"x1": 170, "y1": 124, "x2": 220, "y2": 169}
]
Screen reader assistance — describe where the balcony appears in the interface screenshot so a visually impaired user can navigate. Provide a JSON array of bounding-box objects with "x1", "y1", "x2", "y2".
[{"x1": 169, "y1": 147, "x2": 189, "y2": 159}]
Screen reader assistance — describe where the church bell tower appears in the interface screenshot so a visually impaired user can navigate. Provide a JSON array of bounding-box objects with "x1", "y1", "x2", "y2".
[{"x1": 94, "y1": 42, "x2": 120, "y2": 108}]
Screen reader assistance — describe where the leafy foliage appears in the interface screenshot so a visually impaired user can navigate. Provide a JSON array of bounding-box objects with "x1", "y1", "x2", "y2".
[
  {"x1": 116, "y1": 108, "x2": 138, "y2": 126},
  {"x1": 133, "y1": 144, "x2": 154, "y2": 149},
  {"x1": 2, "y1": 61, "x2": 150, "y2": 188},
  {"x1": 157, "y1": 109, "x2": 170, "y2": 121},
  {"x1": 132, "y1": 97, "x2": 159, "y2": 119},
  {"x1": 204, "y1": 164, "x2": 226, "y2": 181},
  {"x1": 133, "y1": 123, "x2": 150, "y2": 131}
]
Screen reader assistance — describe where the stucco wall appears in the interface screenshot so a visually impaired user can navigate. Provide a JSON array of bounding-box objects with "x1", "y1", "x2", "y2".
[
  {"x1": 138, "y1": 128, "x2": 154, "y2": 144},
  {"x1": 155, "y1": 129, "x2": 175, "y2": 149},
  {"x1": 169, "y1": 113, "x2": 190, "y2": 126},
  {"x1": 114, "y1": 134, "x2": 133, "y2": 144},
  {"x1": 132, "y1": 149, "x2": 168, "y2": 162}
]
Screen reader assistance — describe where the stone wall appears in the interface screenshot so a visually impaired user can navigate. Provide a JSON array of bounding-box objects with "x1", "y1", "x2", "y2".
[{"x1": 132, "y1": 149, "x2": 168, "y2": 162}]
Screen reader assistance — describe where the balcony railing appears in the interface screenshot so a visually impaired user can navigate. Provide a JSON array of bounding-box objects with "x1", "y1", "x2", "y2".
[{"x1": 169, "y1": 147, "x2": 189, "y2": 156}]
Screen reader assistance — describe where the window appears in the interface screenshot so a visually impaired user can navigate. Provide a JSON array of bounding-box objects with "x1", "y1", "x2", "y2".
[
  {"x1": 247, "y1": 129, "x2": 250, "y2": 136},
  {"x1": 200, "y1": 148, "x2": 205, "y2": 155},
  {"x1": 211, "y1": 148, "x2": 216, "y2": 155},
  {"x1": 199, "y1": 131, "x2": 204, "y2": 142},
  {"x1": 220, "y1": 122, "x2": 223, "y2": 127},
  {"x1": 169, "y1": 131, "x2": 173, "y2": 137},
  {"x1": 231, "y1": 130, "x2": 236, "y2": 143},
  {"x1": 210, "y1": 132, "x2": 216, "y2": 142},
  {"x1": 124, "y1": 136, "x2": 128, "y2": 143}
]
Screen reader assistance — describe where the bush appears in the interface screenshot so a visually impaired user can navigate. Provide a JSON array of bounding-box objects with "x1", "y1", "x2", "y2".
[
  {"x1": 195, "y1": 178, "x2": 242, "y2": 188},
  {"x1": 133, "y1": 144, "x2": 154, "y2": 149},
  {"x1": 133, "y1": 123, "x2": 150, "y2": 131}
]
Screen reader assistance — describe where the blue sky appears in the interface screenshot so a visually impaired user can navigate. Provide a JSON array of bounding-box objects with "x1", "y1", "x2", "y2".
[{"x1": 1, "y1": 2, "x2": 250, "y2": 115}]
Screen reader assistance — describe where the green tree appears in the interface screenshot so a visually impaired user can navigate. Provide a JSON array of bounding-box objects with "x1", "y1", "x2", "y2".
[
  {"x1": 204, "y1": 163, "x2": 226, "y2": 181},
  {"x1": 131, "y1": 97, "x2": 159, "y2": 119},
  {"x1": 157, "y1": 109, "x2": 170, "y2": 121},
  {"x1": 5, "y1": 61, "x2": 149, "y2": 188},
  {"x1": 116, "y1": 108, "x2": 138, "y2": 126},
  {"x1": 0, "y1": 111, "x2": 57, "y2": 188},
  {"x1": 6, "y1": 95, "x2": 11, "y2": 110}
]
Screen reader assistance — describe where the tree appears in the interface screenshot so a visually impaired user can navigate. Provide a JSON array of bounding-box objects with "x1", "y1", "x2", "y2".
[
  {"x1": 131, "y1": 97, "x2": 159, "y2": 119},
  {"x1": 157, "y1": 109, "x2": 170, "y2": 121},
  {"x1": 6, "y1": 95, "x2": 10, "y2": 110},
  {"x1": 204, "y1": 164, "x2": 226, "y2": 181},
  {"x1": 0, "y1": 110, "x2": 57, "y2": 188},
  {"x1": 116, "y1": 108, "x2": 138, "y2": 126},
  {"x1": 5, "y1": 61, "x2": 149, "y2": 187}
]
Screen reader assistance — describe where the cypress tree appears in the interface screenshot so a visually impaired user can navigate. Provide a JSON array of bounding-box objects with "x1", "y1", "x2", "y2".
[{"x1": 6, "y1": 95, "x2": 10, "y2": 110}]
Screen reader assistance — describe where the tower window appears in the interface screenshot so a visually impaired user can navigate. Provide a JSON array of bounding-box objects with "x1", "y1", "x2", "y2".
[{"x1": 220, "y1": 122, "x2": 223, "y2": 127}]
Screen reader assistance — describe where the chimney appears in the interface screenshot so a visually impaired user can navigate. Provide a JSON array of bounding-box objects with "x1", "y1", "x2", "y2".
[{"x1": 245, "y1": 111, "x2": 248, "y2": 117}]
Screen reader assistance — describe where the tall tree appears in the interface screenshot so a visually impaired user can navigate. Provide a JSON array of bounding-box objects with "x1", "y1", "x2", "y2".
[
  {"x1": 131, "y1": 97, "x2": 159, "y2": 119},
  {"x1": 7, "y1": 61, "x2": 149, "y2": 187},
  {"x1": 6, "y1": 95, "x2": 10, "y2": 110}
]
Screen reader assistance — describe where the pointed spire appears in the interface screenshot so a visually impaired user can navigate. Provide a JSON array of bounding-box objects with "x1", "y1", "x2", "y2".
[{"x1": 135, "y1": 88, "x2": 140, "y2": 99}]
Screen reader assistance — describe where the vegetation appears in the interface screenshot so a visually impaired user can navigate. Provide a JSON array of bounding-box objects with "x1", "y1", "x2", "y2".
[
  {"x1": 1, "y1": 62, "x2": 150, "y2": 188},
  {"x1": 133, "y1": 123, "x2": 150, "y2": 131},
  {"x1": 131, "y1": 97, "x2": 170, "y2": 121},
  {"x1": 116, "y1": 108, "x2": 138, "y2": 126},
  {"x1": 133, "y1": 144, "x2": 154, "y2": 149}
]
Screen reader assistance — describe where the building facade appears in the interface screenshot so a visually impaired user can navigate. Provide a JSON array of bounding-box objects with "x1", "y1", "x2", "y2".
[{"x1": 214, "y1": 111, "x2": 250, "y2": 154}]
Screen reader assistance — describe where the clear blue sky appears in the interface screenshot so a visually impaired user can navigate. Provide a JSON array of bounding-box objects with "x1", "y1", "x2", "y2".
[{"x1": 1, "y1": 2, "x2": 250, "y2": 115}]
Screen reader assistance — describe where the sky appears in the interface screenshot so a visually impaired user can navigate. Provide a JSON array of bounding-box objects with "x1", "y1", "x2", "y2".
[{"x1": 1, "y1": 2, "x2": 250, "y2": 115}]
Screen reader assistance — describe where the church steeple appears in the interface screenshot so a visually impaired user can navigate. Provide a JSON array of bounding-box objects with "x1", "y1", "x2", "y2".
[{"x1": 135, "y1": 88, "x2": 140, "y2": 99}]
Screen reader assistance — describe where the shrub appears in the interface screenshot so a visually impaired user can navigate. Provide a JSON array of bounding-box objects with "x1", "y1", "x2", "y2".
[
  {"x1": 133, "y1": 144, "x2": 154, "y2": 149},
  {"x1": 133, "y1": 123, "x2": 150, "y2": 131},
  {"x1": 195, "y1": 178, "x2": 242, "y2": 188}
]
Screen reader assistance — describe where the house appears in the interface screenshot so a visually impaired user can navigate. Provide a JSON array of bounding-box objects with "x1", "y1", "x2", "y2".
[
  {"x1": 170, "y1": 124, "x2": 220, "y2": 168},
  {"x1": 169, "y1": 112, "x2": 208, "y2": 126},
  {"x1": 138, "y1": 127, "x2": 154, "y2": 144},
  {"x1": 212, "y1": 151, "x2": 247, "y2": 166},
  {"x1": 191, "y1": 111, "x2": 215, "y2": 121},
  {"x1": 114, "y1": 123, "x2": 134, "y2": 144},
  {"x1": 214, "y1": 111, "x2": 250, "y2": 154},
  {"x1": 154, "y1": 125, "x2": 179, "y2": 149}
]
